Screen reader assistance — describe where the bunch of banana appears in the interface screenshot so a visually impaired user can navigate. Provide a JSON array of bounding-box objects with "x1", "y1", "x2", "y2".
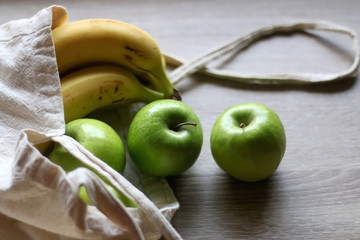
[
  {"x1": 61, "y1": 64, "x2": 165, "y2": 123},
  {"x1": 52, "y1": 18, "x2": 181, "y2": 122}
]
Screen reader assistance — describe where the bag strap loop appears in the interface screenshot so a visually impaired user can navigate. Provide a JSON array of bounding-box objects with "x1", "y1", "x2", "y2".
[{"x1": 166, "y1": 20, "x2": 360, "y2": 85}]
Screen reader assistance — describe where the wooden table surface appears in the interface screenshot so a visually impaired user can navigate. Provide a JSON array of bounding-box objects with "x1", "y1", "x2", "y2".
[{"x1": 3, "y1": 1, "x2": 360, "y2": 239}]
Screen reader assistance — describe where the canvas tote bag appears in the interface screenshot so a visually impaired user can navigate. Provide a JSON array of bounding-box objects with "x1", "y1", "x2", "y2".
[{"x1": 0, "y1": 5, "x2": 181, "y2": 240}]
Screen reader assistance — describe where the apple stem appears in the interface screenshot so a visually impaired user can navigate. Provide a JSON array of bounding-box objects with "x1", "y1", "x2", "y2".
[
  {"x1": 174, "y1": 122, "x2": 197, "y2": 130},
  {"x1": 239, "y1": 122, "x2": 246, "y2": 128}
]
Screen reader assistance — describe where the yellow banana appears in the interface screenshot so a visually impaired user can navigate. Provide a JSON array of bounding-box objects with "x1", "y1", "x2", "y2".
[
  {"x1": 61, "y1": 64, "x2": 165, "y2": 123},
  {"x1": 52, "y1": 19, "x2": 181, "y2": 100}
]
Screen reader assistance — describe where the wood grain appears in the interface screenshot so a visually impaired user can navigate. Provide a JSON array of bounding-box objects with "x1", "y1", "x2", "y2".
[{"x1": 1, "y1": 0, "x2": 360, "y2": 239}]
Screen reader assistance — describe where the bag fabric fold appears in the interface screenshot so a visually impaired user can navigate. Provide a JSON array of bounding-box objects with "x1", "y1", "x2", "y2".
[{"x1": 0, "y1": 5, "x2": 181, "y2": 240}]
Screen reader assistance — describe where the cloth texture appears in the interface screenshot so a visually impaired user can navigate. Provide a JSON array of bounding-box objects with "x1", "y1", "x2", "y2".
[{"x1": 0, "y1": 5, "x2": 180, "y2": 240}]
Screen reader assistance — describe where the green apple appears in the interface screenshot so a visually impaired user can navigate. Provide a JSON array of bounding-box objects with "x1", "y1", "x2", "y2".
[
  {"x1": 127, "y1": 99, "x2": 203, "y2": 177},
  {"x1": 210, "y1": 103, "x2": 286, "y2": 182},
  {"x1": 78, "y1": 183, "x2": 137, "y2": 208},
  {"x1": 49, "y1": 118, "x2": 126, "y2": 175}
]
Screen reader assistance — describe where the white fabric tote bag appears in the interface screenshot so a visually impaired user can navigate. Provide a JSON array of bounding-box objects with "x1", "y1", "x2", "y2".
[{"x1": 0, "y1": 5, "x2": 181, "y2": 240}]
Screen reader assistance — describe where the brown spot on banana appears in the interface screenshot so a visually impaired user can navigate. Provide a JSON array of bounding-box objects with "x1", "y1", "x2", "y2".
[
  {"x1": 123, "y1": 54, "x2": 132, "y2": 61},
  {"x1": 124, "y1": 45, "x2": 148, "y2": 59}
]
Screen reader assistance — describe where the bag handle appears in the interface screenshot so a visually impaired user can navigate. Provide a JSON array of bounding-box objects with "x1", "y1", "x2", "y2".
[
  {"x1": 166, "y1": 20, "x2": 360, "y2": 85},
  {"x1": 52, "y1": 135, "x2": 143, "y2": 239},
  {"x1": 52, "y1": 134, "x2": 183, "y2": 240},
  {"x1": 66, "y1": 168, "x2": 144, "y2": 240}
]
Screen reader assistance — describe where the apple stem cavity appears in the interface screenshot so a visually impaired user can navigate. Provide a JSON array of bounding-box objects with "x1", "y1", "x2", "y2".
[
  {"x1": 239, "y1": 122, "x2": 246, "y2": 128},
  {"x1": 173, "y1": 122, "x2": 197, "y2": 131}
]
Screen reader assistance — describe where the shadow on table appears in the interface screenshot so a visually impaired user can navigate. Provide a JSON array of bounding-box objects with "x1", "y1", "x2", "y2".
[
  {"x1": 178, "y1": 72, "x2": 357, "y2": 94},
  {"x1": 167, "y1": 171, "x2": 285, "y2": 238}
]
